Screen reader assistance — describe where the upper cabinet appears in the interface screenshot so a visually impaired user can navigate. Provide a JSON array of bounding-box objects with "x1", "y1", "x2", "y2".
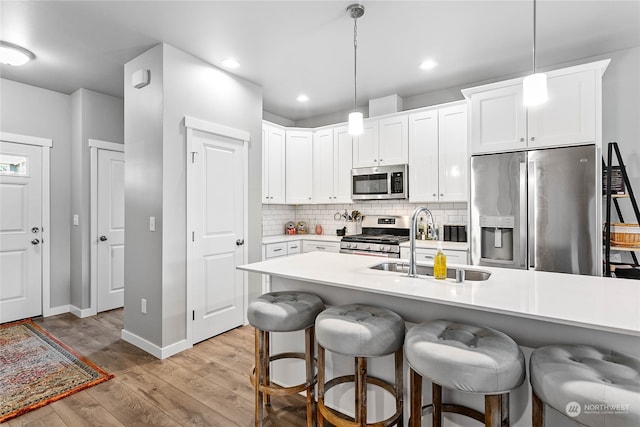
[
  {"x1": 313, "y1": 126, "x2": 353, "y2": 204},
  {"x1": 462, "y1": 59, "x2": 610, "y2": 155},
  {"x1": 285, "y1": 130, "x2": 313, "y2": 204},
  {"x1": 409, "y1": 102, "x2": 467, "y2": 202},
  {"x1": 352, "y1": 115, "x2": 408, "y2": 168},
  {"x1": 262, "y1": 123, "x2": 286, "y2": 204}
]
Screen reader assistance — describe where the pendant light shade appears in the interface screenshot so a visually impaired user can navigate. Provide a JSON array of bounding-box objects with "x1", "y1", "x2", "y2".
[
  {"x1": 348, "y1": 112, "x2": 364, "y2": 135},
  {"x1": 347, "y1": 4, "x2": 365, "y2": 135},
  {"x1": 523, "y1": 73, "x2": 548, "y2": 106},
  {"x1": 523, "y1": 0, "x2": 547, "y2": 106}
]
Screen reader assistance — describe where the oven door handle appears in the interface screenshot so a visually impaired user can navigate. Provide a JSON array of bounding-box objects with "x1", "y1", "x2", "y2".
[{"x1": 340, "y1": 249, "x2": 398, "y2": 258}]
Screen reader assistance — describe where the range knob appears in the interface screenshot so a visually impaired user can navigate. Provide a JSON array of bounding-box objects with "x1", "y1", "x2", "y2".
[
  {"x1": 367, "y1": 245, "x2": 372, "y2": 250},
  {"x1": 380, "y1": 245, "x2": 387, "y2": 252},
  {"x1": 352, "y1": 243, "x2": 358, "y2": 249}
]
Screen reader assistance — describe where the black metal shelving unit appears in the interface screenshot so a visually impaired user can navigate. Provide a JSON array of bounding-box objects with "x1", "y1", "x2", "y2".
[{"x1": 603, "y1": 142, "x2": 640, "y2": 278}]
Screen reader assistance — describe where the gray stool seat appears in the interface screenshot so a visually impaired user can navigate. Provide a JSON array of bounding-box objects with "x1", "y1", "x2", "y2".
[
  {"x1": 530, "y1": 344, "x2": 640, "y2": 426},
  {"x1": 406, "y1": 319, "x2": 525, "y2": 394},
  {"x1": 248, "y1": 291, "x2": 325, "y2": 332},
  {"x1": 315, "y1": 303, "x2": 405, "y2": 357}
]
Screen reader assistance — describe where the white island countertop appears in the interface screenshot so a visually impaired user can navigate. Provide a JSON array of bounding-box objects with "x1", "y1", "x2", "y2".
[{"x1": 239, "y1": 252, "x2": 640, "y2": 337}]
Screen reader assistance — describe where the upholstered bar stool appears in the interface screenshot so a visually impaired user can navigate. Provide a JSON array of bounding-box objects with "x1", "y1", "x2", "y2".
[
  {"x1": 315, "y1": 304, "x2": 405, "y2": 427},
  {"x1": 405, "y1": 319, "x2": 525, "y2": 427},
  {"x1": 247, "y1": 291, "x2": 325, "y2": 427},
  {"x1": 530, "y1": 344, "x2": 640, "y2": 426}
]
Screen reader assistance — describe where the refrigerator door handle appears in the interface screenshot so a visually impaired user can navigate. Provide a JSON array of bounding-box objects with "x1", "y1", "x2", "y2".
[
  {"x1": 519, "y1": 162, "x2": 527, "y2": 269},
  {"x1": 528, "y1": 160, "x2": 536, "y2": 269}
]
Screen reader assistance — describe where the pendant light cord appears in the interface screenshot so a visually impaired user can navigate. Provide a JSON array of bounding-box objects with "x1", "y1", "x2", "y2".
[
  {"x1": 532, "y1": 0, "x2": 537, "y2": 73},
  {"x1": 353, "y1": 15, "x2": 358, "y2": 112}
]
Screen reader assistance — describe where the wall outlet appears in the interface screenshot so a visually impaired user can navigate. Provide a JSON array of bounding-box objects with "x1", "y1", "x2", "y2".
[
  {"x1": 73, "y1": 214, "x2": 79, "y2": 226},
  {"x1": 149, "y1": 216, "x2": 156, "y2": 232},
  {"x1": 141, "y1": 298, "x2": 147, "y2": 314}
]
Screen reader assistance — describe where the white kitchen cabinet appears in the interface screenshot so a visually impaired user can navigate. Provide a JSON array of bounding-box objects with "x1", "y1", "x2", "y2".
[
  {"x1": 463, "y1": 59, "x2": 609, "y2": 155},
  {"x1": 265, "y1": 242, "x2": 288, "y2": 259},
  {"x1": 313, "y1": 126, "x2": 353, "y2": 204},
  {"x1": 285, "y1": 130, "x2": 313, "y2": 204},
  {"x1": 262, "y1": 123, "x2": 286, "y2": 204},
  {"x1": 352, "y1": 120, "x2": 379, "y2": 168},
  {"x1": 352, "y1": 115, "x2": 408, "y2": 168},
  {"x1": 302, "y1": 241, "x2": 340, "y2": 253},
  {"x1": 409, "y1": 103, "x2": 467, "y2": 202},
  {"x1": 287, "y1": 241, "x2": 301, "y2": 255},
  {"x1": 400, "y1": 247, "x2": 468, "y2": 265}
]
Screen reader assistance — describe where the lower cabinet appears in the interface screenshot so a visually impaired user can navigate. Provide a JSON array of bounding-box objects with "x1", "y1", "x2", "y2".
[
  {"x1": 400, "y1": 247, "x2": 468, "y2": 264},
  {"x1": 302, "y1": 241, "x2": 341, "y2": 254},
  {"x1": 262, "y1": 241, "x2": 302, "y2": 292}
]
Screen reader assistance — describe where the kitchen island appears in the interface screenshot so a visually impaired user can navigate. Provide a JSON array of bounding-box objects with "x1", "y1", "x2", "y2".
[{"x1": 238, "y1": 252, "x2": 640, "y2": 427}]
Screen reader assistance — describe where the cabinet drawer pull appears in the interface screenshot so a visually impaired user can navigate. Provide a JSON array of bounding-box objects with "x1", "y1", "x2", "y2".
[
  {"x1": 273, "y1": 248, "x2": 283, "y2": 252},
  {"x1": 316, "y1": 246, "x2": 326, "y2": 250}
]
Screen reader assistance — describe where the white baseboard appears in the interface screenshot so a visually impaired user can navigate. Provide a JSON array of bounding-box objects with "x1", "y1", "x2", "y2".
[
  {"x1": 45, "y1": 304, "x2": 70, "y2": 317},
  {"x1": 121, "y1": 329, "x2": 191, "y2": 359},
  {"x1": 69, "y1": 305, "x2": 94, "y2": 318}
]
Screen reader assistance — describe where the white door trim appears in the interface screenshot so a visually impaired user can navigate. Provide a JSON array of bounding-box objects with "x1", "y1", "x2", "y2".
[
  {"x1": 0, "y1": 131, "x2": 52, "y2": 317},
  {"x1": 184, "y1": 116, "x2": 249, "y2": 346},
  {"x1": 89, "y1": 139, "x2": 124, "y2": 316}
]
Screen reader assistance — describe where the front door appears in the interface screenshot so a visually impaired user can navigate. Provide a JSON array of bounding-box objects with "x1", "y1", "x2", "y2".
[
  {"x1": 97, "y1": 149, "x2": 125, "y2": 312},
  {"x1": 0, "y1": 141, "x2": 42, "y2": 323},
  {"x1": 190, "y1": 128, "x2": 246, "y2": 344}
]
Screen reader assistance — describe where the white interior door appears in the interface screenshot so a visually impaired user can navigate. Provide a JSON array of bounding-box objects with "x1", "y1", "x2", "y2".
[
  {"x1": 0, "y1": 141, "x2": 42, "y2": 323},
  {"x1": 97, "y1": 149, "x2": 125, "y2": 312},
  {"x1": 190, "y1": 128, "x2": 246, "y2": 344}
]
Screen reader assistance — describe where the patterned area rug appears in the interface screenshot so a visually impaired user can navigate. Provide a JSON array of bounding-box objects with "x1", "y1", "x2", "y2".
[{"x1": 0, "y1": 319, "x2": 113, "y2": 423}]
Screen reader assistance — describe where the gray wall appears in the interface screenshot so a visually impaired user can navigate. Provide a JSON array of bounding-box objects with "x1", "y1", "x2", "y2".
[
  {"x1": 0, "y1": 79, "x2": 71, "y2": 309},
  {"x1": 124, "y1": 43, "x2": 263, "y2": 349},
  {"x1": 70, "y1": 89, "x2": 123, "y2": 310},
  {"x1": 123, "y1": 44, "x2": 165, "y2": 346}
]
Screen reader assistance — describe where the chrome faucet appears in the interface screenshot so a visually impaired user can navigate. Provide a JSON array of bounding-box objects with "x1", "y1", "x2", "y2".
[{"x1": 408, "y1": 206, "x2": 434, "y2": 277}]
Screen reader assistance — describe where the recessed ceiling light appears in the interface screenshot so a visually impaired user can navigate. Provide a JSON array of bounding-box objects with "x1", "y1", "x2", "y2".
[
  {"x1": 222, "y1": 58, "x2": 240, "y2": 69},
  {"x1": 419, "y1": 59, "x2": 438, "y2": 71},
  {"x1": 296, "y1": 94, "x2": 310, "y2": 102},
  {"x1": 0, "y1": 41, "x2": 35, "y2": 66}
]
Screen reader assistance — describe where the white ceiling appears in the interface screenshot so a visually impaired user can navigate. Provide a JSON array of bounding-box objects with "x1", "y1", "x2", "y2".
[{"x1": 1, "y1": 1, "x2": 638, "y2": 122}]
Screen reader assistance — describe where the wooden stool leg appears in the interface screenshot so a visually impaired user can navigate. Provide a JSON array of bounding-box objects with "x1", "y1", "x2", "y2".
[
  {"x1": 355, "y1": 356, "x2": 367, "y2": 426},
  {"x1": 255, "y1": 328, "x2": 263, "y2": 427},
  {"x1": 395, "y1": 348, "x2": 403, "y2": 427},
  {"x1": 264, "y1": 330, "x2": 271, "y2": 406},
  {"x1": 532, "y1": 391, "x2": 544, "y2": 427},
  {"x1": 432, "y1": 383, "x2": 443, "y2": 427},
  {"x1": 304, "y1": 327, "x2": 315, "y2": 427},
  {"x1": 317, "y1": 344, "x2": 325, "y2": 427},
  {"x1": 409, "y1": 369, "x2": 422, "y2": 427},
  {"x1": 501, "y1": 393, "x2": 509, "y2": 427},
  {"x1": 485, "y1": 394, "x2": 502, "y2": 427}
]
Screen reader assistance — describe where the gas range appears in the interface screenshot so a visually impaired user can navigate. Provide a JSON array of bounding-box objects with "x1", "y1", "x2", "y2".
[{"x1": 340, "y1": 215, "x2": 411, "y2": 257}]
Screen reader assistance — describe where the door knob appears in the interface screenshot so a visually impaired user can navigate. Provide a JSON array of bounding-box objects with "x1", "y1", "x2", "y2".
[
  {"x1": 236, "y1": 239, "x2": 244, "y2": 246},
  {"x1": 31, "y1": 239, "x2": 40, "y2": 245},
  {"x1": 100, "y1": 235, "x2": 108, "y2": 241},
  {"x1": 31, "y1": 227, "x2": 40, "y2": 233}
]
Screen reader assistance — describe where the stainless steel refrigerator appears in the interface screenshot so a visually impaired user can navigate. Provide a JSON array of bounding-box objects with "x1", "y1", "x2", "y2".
[{"x1": 470, "y1": 144, "x2": 601, "y2": 276}]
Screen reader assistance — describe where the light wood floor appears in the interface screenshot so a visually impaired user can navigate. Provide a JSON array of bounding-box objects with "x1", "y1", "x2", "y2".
[{"x1": 7, "y1": 309, "x2": 311, "y2": 426}]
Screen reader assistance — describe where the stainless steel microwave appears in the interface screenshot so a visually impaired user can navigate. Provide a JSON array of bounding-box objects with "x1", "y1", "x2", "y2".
[{"x1": 351, "y1": 164, "x2": 408, "y2": 200}]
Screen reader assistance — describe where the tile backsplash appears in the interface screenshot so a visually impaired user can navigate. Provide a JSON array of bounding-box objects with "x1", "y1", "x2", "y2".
[{"x1": 263, "y1": 201, "x2": 468, "y2": 237}]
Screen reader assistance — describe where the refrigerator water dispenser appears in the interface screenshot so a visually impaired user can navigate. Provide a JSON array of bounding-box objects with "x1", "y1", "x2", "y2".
[{"x1": 480, "y1": 216, "x2": 515, "y2": 262}]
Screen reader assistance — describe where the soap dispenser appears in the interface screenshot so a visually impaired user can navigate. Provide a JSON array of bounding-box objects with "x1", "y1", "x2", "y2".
[{"x1": 434, "y1": 242, "x2": 447, "y2": 280}]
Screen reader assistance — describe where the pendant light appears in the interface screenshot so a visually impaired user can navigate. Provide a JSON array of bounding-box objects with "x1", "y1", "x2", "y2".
[
  {"x1": 523, "y1": 0, "x2": 547, "y2": 106},
  {"x1": 347, "y1": 4, "x2": 365, "y2": 135}
]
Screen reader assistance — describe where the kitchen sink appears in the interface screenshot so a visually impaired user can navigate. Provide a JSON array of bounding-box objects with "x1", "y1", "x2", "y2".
[{"x1": 369, "y1": 262, "x2": 491, "y2": 281}]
